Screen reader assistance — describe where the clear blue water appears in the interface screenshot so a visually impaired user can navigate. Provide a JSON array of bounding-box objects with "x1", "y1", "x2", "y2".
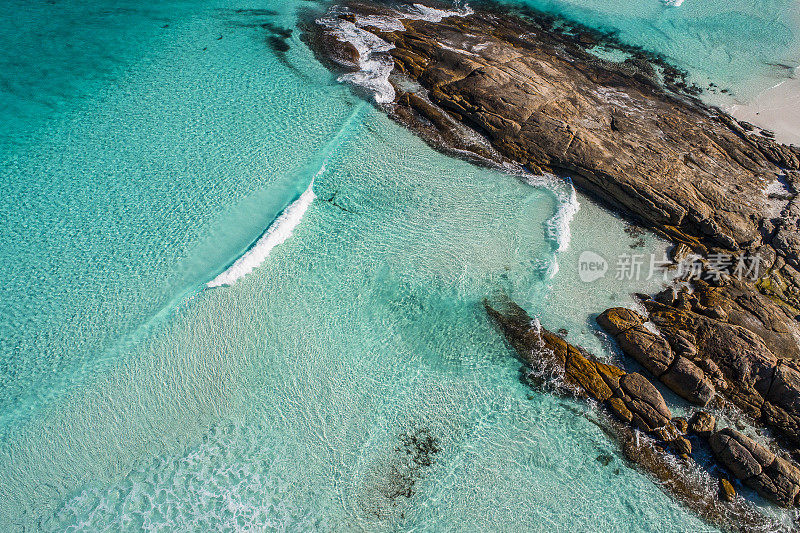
[
  {"x1": 502, "y1": 0, "x2": 800, "y2": 99},
  {"x1": 0, "y1": 0, "x2": 798, "y2": 530}
]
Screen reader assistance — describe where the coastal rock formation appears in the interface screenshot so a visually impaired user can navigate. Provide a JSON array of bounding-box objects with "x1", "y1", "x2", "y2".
[
  {"x1": 485, "y1": 298, "x2": 676, "y2": 437},
  {"x1": 485, "y1": 296, "x2": 789, "y2": 526},
  {"x1": 598, "y1": 307, "x2": 716, "y2": 406},
  {"x1": 312, "y1": 0, "x2": 800, "y2": 520},
  {"x1": 688, "y1": 411, "x2": 717, "y2": 439},
  {"x1": 710, "y1": 428, "x2": 800, "y2": 508},
  {"x1": 598, "y1": 282, "x2": 800, "y2": 458},
  {"x1": 313, "y1": 0, "x2": 800, "y2": 309}
]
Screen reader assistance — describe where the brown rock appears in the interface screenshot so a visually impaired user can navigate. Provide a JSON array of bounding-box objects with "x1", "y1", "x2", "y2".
[
  {"x1": 620, "y1": 373, "x2": 671, "y2": 420},
  {"x1": 672, "y1": 417, "x2": 689, "y2": 434},
  {"x1": 617, "y1": 325, "x2": 675, "y2": 377},
  {"x1": 596, "y1": 307, "x2": 646, "y2": 335},
  {"x1": 659, "y1": 356, "x2": 715, "y2": 406},
  {"x1": 766, "y1": 363, "x2": 800, "y2": 417},
  {"x1": 565, "y1": 352, "x2": 613, "y2": 401},
  {"x1": 672, "y1": 436, "x2": 693, "y2": 456},
  {"x1": 606, "y1": 397, "x2": 633, "y2": 423},
  {"x1": 688, "y1": 411, "x2": 716, "y2": 438},
  {"x1": 320, "y1": 3, "x2": 800, "y2": 275},
  {"x1": 719, "y1": 478, "x2": 736, "y2": 502},
  {"x1": 709, "y1": 429, "x2": 766, "y2": 480},
  {"x1": 671, "y1": 243, "x2": 693, "y2": 264}
]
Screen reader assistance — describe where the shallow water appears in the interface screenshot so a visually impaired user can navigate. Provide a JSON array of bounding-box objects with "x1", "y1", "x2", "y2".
[
  {"x1": 0, "y1": 0, "x2": 798, "y2": 530},
  {"x1": 497, "y1": 0, "x2": 800, "y2": 101}
]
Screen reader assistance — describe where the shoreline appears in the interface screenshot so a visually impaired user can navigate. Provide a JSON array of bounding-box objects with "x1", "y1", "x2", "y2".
[
  {"x1": 724, "y1": 76, "x2": 800, "y2": 147},
  {"x1": 312, "y1": 1, "x2": 800, "y2": 527}
]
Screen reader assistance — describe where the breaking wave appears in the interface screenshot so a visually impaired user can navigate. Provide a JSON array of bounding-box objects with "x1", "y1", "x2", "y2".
[
  {"x1": 402, "y1": 3, "x2": 474, "y2": 22},
  {"x1": 522, "y1": 173, "x2": 580, "y2": 279},
  {"x1": 318, "y1": 15, "x2": 397, "y2": 104},
  {"x1": 317, "y1": 3, "x2": 473, "y2": 104},
  {"x1": 207, "y1": 176, "x2": 318, "y2": 288},
  {"x1": 525, "y1": 173, "x2": 580, "y2": 252}
]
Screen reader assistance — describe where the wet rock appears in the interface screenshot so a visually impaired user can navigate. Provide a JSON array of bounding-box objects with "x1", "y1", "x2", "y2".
[
  {"x1": 672, "y1": 435, "x2": 693, "y2": 456},
  {"x1": 596, "y1": 307, "x2": 645, "y2": 335},
  {"x1": 688, "y1": 411, "x2": 717, "y2": 438},
  {"x1": 710, "y1": 428, "x2": 800, "y2": 507},
  {"x1": 599, "y1": 307, "x2": 719, "y2": 406},
  {"x1": 484, "y1": 294, "x2": 798, "y2": 515},
  {"x1": 486, "y1": 298, "x2": 672, "y2": 436},
  {"x1": 719, "y1": 478, "x2": 737, "y2": 502},
  {"x1": 620, "y1": 373, "x2": 672, "y2": 431},
  {"x1": 643, "y1": 296, "x2": 800, "y2": 451},
  {"x1": 316, "y1": 1, "x2": 800, "y2": 299},
  {"x1": 659, "y1": 356, "x2": 715, "y2": 406},
  {"x1": 671, "y1": 243, "x2": 693, "y2": 263},
  {"x1": 565, "y1": 351, "x2": 614, "y2": 401},
  {"x1": 606, "y1": 397, "x2": 633, "y2": 423},
  {"x1": 710, "y1": 429, "x2": 770, "y2": 480},
  {"x1": 672, "y1": 417, "x2": 689, "y2": 434},
  {"x1": 618, "y1": 324, "x2": 675, "y2": 377}
]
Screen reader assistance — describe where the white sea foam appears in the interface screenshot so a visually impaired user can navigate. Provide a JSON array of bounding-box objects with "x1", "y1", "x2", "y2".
[
  {"x1": 549, "y1": 181, "x2": 580, "y2": 252},
  {"x1": 354, "y1": 14, "x2": 406, "y2": 32},
  {"x1": 526, "y1": 174, "x2": 581, "y2": 253},
  {"x1": 318, "y1": 3, "x2": 473, "y2": 104},
  {"x1": 207, "y1": 178, "x2": 317, "y2": 288},
  {"x1": 662, "y1": 0, "x2": 684, "y2": 6},
  {"x1": 521, "y1": 173, "x2": 580, "y2": 280},
  {"x1": 402, "y1": 3, "x2": 474, "y2": 22},
  {"x1": 318, "y1": 16, "x2": 397, "y2": 104}
]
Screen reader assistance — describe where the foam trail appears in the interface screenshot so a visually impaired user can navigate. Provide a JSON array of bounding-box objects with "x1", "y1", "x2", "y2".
[
  {"x1": 522, "y1": 173, "x2": 580, "y2": 279},
  {"x1": 403, "y1": 3, "x2": 474, "y2": 21},
  {"x1": 207, "y1": 101, "x2": 369, "y2": 288},
  {"x1": 207, "y1": 177, "x2": 318, "y2": 288},
  {"x1": 317, "y1": 16, "x2": 397, "y2": 104},
  {"x1": 525, "y1": 174, "x2": 581, "y2": 252},
  {"x1": 549, "y1": 180, "x2": 580, "y2": 252}
]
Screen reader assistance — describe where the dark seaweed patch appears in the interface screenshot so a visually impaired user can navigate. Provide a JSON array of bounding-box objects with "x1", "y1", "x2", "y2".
[
  {"x1": 262, "y1": 22, "x2": 293, "y2": 54},
  {"x1": 383, "y1": 427, "x2": 441, "y2": 500}
]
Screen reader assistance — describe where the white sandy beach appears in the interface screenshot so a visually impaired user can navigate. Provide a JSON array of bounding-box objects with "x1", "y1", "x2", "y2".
[{"x1": 726, "y1": 74, "x2": 800, "y2": 146}]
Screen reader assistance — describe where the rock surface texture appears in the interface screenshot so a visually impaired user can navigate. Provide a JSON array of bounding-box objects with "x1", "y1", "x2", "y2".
[
  {"x1": 710, "y1": 429, "x2": 800, "y2": 508},
  {"x1": 598, "y1": 281, "x2": 800, "y2": 462},
  {"x1": 485, "y1": 296, "x2": 787, "y2": 528},
  {"x1": 313, "y1": 0, "x2": 800, "y2": 521},
  {"x1": 314, "y1": 0, "x2": 800, "y2": 310}
]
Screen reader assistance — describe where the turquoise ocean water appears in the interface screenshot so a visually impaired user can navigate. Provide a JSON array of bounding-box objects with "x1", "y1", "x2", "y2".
[{"x1": 0, "y1": 0, "x2": 798, "y2": 530}]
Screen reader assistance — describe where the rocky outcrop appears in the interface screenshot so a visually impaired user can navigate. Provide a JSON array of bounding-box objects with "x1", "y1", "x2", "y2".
[
  {"x1": 598, "y1": 307, "x2": 716, "y2": 406},
  {"x1": 486, "y1": 298, "x2": 684, "y2": 444},
  {"x1": 594, "y1": 274, "x2": 800, "y2": 468},
  {"x1": 485, "y1": 296, "x2": 788, "y2": 527},
  {"x1": 313, "y1": 0, "x2": 800, "y2": 310},
  {"x1": 600, "y1": 296, "x2": 800, "y2": 457},
  {"x1": 688, "y1": 411, "x2": 717, "y2": 439},
  {"x1": 710, "y1": 429, "x2": 800, "y2": 508},
  {"x1": 312, "y1": 0, "x2": 800, "y2": 520}
]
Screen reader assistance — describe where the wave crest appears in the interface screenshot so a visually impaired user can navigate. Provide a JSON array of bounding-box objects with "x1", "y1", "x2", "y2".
[{"x1": 207, "y1": 177, "x2": 318, "y2": 288}]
